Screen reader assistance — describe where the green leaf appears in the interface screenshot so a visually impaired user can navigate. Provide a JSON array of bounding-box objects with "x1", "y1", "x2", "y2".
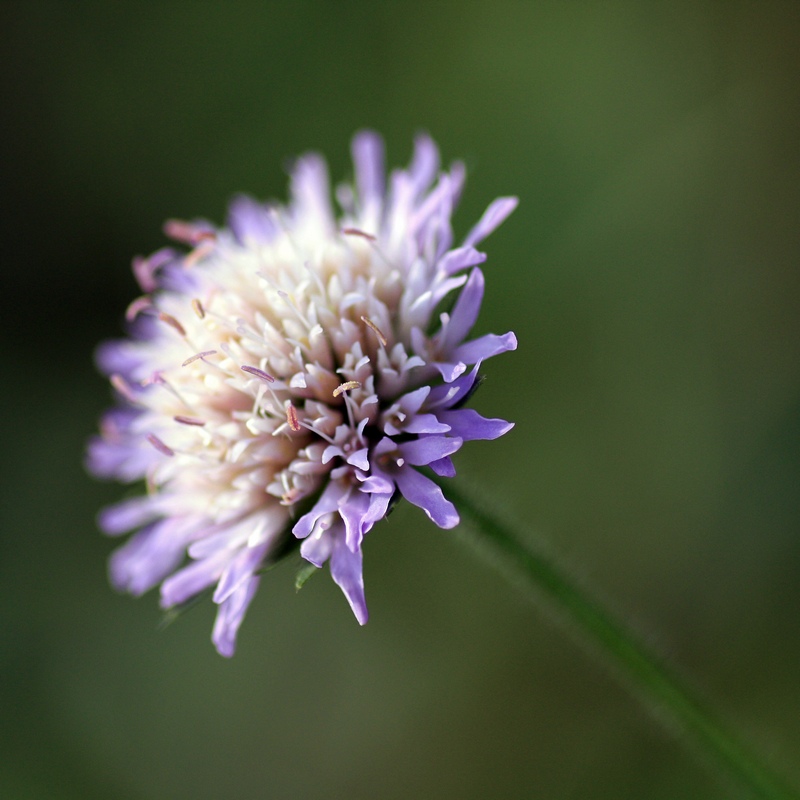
[{"x1": 295, "y1": 561, "x2": 319, "y2": 591}]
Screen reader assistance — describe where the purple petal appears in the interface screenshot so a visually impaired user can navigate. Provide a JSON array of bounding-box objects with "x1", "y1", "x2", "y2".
[
  {"x1": 425, "y1": 364, "x2": 480, "y2": 410},
  {"x1": 433, "y1": 359, "x2": 467, "y2": 383},
  {"x1": 436, "y1": 246, "x2": 486, "y2": 276},
  {"x1": 212, "y1": 575, "x2": 260, "y2": 657},
  {"x1": 393, "y1": 467, "x2": 459, "y2": 529},
  {"x1": 362, "y1": 490, "x2": 392, "y2": 528},
  {"x1": 398, "y1": 435, "x2": 463, "y2": 466},
  {"x1": 400, "y1": 414, "x2": 451, "y2": 435},
  {"x1": 408, "y1": 132, "x2": 440, "y2": 196},
  {"x1": 352, "y1": 130, "x2": 385, "y2": 209},
  {"x1": 357, "y1": 474, "x2": 394, "y2": 494},
  {"x1": 213, "y1": 542, "x2": 269, "y2": 604},
  {"x1": 85, "y1": 434, "x2": 155, "y2": 482},
  {"x1": 345, "y1": 447, "x2": 370, "y2": 471},
  {"x1": 440, "y1": 267, "x2": 485, "y2": 352},
  {"x1": 227, "y1": 194, "x2": 276, "y2": 244},
  {"x1": 437, "y1": 408, "x2": 514, "y2": 441},
  {"x1": 290, "y1": 153, "x2": 333, "y2": 230},
  {"x1": 160, "y1": 552, "x2": 227, "y2": 608},
  {"x1": 396, "y1": 386, "x2": 429, "y2": 415},
  {"x1": 429, "y1": 456, "x2": 456, "y2": 477},
  {"x1": 463, "y1": 196, "x2": 518, "y2": 247},
  {"x1": 330, "y1": 533, "x2": 368, "y2": 625},
  {"x1": 300, "y1": 530, "x2": 334, "y2": 568},
  {"x1": 293, "y1": 480, "x2": 349, "y2": 539},
  {"x1": 452, "y1": 331, "x2": 517, "y2": 366},
  {"x1": 109, "y1": 519, "x2": 189, "y2": 597},
  {"x1": 338, "y1": 489, "x2": 370, "y2": 552},
  {"x1": 98, "y1": 496, "x2": 159, "y2": 536}
]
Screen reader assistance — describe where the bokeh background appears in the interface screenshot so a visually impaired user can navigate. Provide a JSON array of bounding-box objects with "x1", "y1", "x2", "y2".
[{"x1": 2, "y1": 2, "x2": 799, "y2": 798}]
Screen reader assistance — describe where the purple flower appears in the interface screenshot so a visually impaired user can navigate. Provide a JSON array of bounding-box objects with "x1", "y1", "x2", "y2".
[{"x1": 87, "y1": 132, "x2": 517, "y2": 655}]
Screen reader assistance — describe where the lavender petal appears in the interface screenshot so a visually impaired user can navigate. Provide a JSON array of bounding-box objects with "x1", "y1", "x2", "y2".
[{"x1": 393, "y1": 467, "x2": 460, "y2": 529}]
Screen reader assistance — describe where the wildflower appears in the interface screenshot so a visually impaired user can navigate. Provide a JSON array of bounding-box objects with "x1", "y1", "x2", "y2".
[{"x1": 87, "y1": 132, "x2": 517, "y2": 656}]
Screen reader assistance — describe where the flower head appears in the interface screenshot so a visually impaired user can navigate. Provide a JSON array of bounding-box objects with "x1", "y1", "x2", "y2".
[{"x1": 87, "y1": 132, "x2": 517, "y2": 655}]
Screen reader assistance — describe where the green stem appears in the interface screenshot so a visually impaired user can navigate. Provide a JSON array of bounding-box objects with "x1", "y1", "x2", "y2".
[{"x1": 443, "y1": 479, "x2": 798, "y2": 800}]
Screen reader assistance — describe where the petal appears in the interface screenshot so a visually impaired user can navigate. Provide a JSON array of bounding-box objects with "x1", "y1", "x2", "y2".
[
  {"x1": 290, "y1": 153, "x2": 334, "y2": 232},
  {"x1": 452, "y1": 331, "x2": 517, "y2": 366},
  {"x1": 97, "y1": 496, "x2": 160, "y2": 536},
  {"x1": 408, "y1": 132, "x2": 440, "y2": 197},
  {"x1": 400, "y1": 413, "x2": 451, "y2": 435},
  {"x1": 212, "y1": 575, "x2": 260, "y2": 658},
  {"x1": 293, "y1": 480, "x2": 349, "y2": 539},
  {"x1": 428, "y1": 456, "x2": 456, "y2": 478},
  {"x1": 338, "y1": 489, "x2": 370, "y2": 552},
  {"x1": 160, "y1": 552, "x2": 227, "y2": 608},
  {"x1": 425, "y1": 364, "x2": 481, "y2": 410},
  {"x1": 393, "y1": 467, "x2": 459, "y2": 529},
  {"x1": 357, "y1": 474, "x2": 394, "y2": 494},
  {"x1": 440, "y1": 267, "x2": 485, "y2": 352},
  {"x1": 463, "y1": 196, "x2": 518, "y2": 247},
  {"x1": 300, "y1": 528, "x2": 334, "y2": 568},
  {"x1": 227, "y1": 194, "x2": 276, "y2": 244},
  {"x1": 433, "y1": 359, "x2": 467, "y2": 383},
  {"x1": 398, "y1": 435, "x2": 463, "y2": 466},
  {"x1": 352, "y1": 130, "x2": 385, "y2": 210},
  {"x1": 330, "y1": 533, "x2": 368, "y2": 625},
  {"x1": 109, "y1": 519, "x2": 190, "y2": 596},
  {"x1": 437, "y1": 408, "x2": 515, "y2": 441},
  {"x1": 213, "y1": 542, "x2": 269, "y2": 604},
  {"x1": 161, "y1": 554, "x2": 225, "y2": 608},
  {"x1": 436, "y1": 245, "x2": 487, "y2": 276}
]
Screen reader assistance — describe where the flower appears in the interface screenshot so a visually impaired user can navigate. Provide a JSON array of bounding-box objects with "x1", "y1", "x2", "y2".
[{"x1": 87, "y1": 131, "x2": 517, "y2": 656}]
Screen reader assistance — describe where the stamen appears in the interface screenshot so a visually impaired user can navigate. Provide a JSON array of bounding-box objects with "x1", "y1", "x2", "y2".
[
  {"x1": 158, "y1": 312, "x2": 187, "y2": 337},
  {"x1": 342, "y1": 227, "x2": 377, "y2": 241},
  {"x1": 163, "y1": 219, "x2": 217, "y2": 246},
  {"x1": 333, "y1": 380, "x2": 361, "y2": 398},
  {"x1": 286, "y1": 402, "x2": 301, "y2": 432},
  {"x1": 184, "y1": 241, "x2": 215, "y2": 268},
  {"x1": 182, "y1": 350, "x2": 217, "y2": 367},
  {"x1": 146, "y1": 434, "x2": 175, "y2": 457},
  {"x1": 125, "y1": 296, "x2": 153, "y2": 322},
  {"x1": 174, "y1": 415, "x2": 206, "y2": 427},
  {"x1": 281, "y1": 487, "x2": 302, "y2": 505},
  {"x1": 110, "y1": 374, "x2": 139, "y2": 404},
  {"x1": 141, "y1": 370, "x2": 166, "y2": 386},
  {"x1": 360, "y1": 315, "x2": 388, "y2": 347},
  {"x1": 241, "y1": 365, "x2": 275, "y2": 383},
  {"x1": 191, "y1": 298, "x2": 205, "y2": 319}
]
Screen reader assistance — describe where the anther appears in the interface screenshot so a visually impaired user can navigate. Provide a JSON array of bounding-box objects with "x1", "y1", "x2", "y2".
[
  {"x1": 360, "y1": 316, "x2": 388, "y2": 347},
  {"x1": 191, "y1": 298, "x2": 205, "y2": 319},
  {"x1": 158, "y1": 312, "x2": 186, "y2": 337},
  {"x1": 184, "y1": 242, "x2": 215, "y2": 268},
  {"x1": 286, "y1": 403, "x2": 301, "y2": 432},
  {"x1": 125, "y1": 296, "x2": 153, "y2": 322},
  {"x1": 182, "y1": 350, "x2": 217, "y2": 367},
  {"x1": 241, "y1": 365, "x2": 275, "y2": 383},
  {"x1": 174, "y1": 415, "x2": 206, "y2": 427},
  {"x1": 110, "y1": 374, "x2": 138, "y2": 404},
  {"x1": 342, "y1": 227, "x2": 376, "y2": 241},
  {"x1": 163, "y1": 219, "x2": 217, "y2": 246},
  {"x1": 146, "y1": 434, "x2": 175, "y2": 457},
  {"x1": 333, "y1": 380, "x2": 361, "y2": 398}
]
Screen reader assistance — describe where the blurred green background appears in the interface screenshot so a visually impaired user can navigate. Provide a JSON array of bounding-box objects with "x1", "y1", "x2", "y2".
[{"x1": 1, "y1": 2, "x2": 799, "y2": 798}]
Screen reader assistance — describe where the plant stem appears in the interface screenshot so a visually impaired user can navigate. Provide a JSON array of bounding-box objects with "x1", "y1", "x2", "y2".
[{"x1": 443, "y1": 479, "x2": 798, "y2": 800}]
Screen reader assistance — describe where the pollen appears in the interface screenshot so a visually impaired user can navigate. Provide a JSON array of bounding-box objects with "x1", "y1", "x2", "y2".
[
  {"x1": 158, "y1": 312, "x2": 187, "y2": 337},
  {"x1": 333, "y1": 381, "x2": 361, "y2": 398},
  {"x1": 286, "y1": 402, "x2": 301, "y2": 432},
  {"x1": 360, "y1": 316, "x2": 388, "y2": 347}
]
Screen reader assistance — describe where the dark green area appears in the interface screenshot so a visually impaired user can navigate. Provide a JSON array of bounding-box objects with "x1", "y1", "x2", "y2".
[{"x1": 1, "y1": 2, "x2": 799, "y2": 798}]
